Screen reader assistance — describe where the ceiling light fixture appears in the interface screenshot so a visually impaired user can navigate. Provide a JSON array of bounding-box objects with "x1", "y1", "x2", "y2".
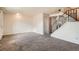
[
  {"x1": 16, "y1": 12, "x2": 22, "y2": 19},
  {"x1": 16, "y1": 13, "x2": 20, "y2": 16}
]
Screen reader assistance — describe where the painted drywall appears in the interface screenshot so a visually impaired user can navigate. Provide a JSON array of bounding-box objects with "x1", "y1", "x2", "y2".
[
  {"x1": 51, "y1": 22, "x2": 79, "y2": 44},
  {"x1": 0, "y1": 10, "x2": 3, "y2": 39},
  {"x1": 3, "y1": 13, "x2": 34, "y2": 35},
  {"x1": 3, "y1": 13, "x2": 44, "y2": 35},
  {"x1": 43, "y1": 13, "x2": 50, "y2": 35},
  {"x1": 33, "y1": 13, "x2": 43, "y2": 34}
]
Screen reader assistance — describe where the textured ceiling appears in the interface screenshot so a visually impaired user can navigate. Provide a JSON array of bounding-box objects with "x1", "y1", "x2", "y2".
[{"x1": 3, "y1": 7, "x2": 64, "y2": 16}]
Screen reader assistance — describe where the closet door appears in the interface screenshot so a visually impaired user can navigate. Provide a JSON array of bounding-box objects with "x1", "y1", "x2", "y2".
[{"x1": 0, "y1": 10, "x2": 3, "y2": 40}]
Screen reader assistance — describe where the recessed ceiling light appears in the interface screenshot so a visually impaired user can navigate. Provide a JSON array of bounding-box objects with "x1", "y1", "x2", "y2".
[
  {"x1": 15, "y1": 13, "x2": 22, "y2": 19},
  {"x1": 16, "y1": 13, "x2": 20, "y2": 16}
]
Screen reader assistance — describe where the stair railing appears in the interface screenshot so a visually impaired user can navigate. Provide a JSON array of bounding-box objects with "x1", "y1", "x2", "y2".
[{"x1": 64, "y1": 8, "x2": 78, "y2": 21}]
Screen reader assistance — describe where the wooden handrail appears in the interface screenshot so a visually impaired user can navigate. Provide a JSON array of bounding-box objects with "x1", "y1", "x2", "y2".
[
  {"x1": 64, "y1": 7, "x2": 79, "y2": 13},
  {"x1": 64, "y1": 7, "x2": 79, "y2": 21}
]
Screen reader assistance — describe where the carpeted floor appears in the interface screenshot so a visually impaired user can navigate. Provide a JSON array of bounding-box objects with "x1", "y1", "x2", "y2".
[{"x1": 0, "y1": 32, "x2": 79, "y2": 51}]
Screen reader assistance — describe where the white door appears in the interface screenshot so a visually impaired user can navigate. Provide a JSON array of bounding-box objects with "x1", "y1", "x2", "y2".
[{"x1": 0, "y1": 10, "x2": 3, "y2": 40}]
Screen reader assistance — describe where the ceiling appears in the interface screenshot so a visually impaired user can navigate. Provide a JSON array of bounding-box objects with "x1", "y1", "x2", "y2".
[{"x1": 2, "y1": 7, "x2": 64, "y2": 16}]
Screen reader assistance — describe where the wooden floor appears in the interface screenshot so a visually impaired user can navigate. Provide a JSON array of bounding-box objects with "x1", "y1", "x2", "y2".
[{"x1": 0, "y1": 32, "x2": 79, "y2": 51}]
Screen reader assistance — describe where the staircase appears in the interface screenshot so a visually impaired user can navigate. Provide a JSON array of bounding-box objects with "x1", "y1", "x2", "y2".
[
  {"x1": 51, "y1": 22, "x2": 79, "y2": 44},
  {"x1": 51, "y1": 8, "x2": 79, "y2": 44},
  {"x1": 64, "y1": 7, "x2": 79, "y2": 21}
]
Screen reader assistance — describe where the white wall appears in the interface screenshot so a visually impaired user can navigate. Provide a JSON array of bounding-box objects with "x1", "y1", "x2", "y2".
[
  {"x1": 0, "y1": 10, "x2": 3, "y2": 39},
  {"x1": 33, "y1": 13, "x2": 43, "y2": 34},
  {"x1": 51, "y1": 22, "x2": 79, "y2": 44},
  {"x1": 43, "y1": 13, "x2": 50, "y2": 35},
  {"x1": 4, "y1": 13, "x2": 44, "y2": 35},
  {"x1": 4, "y1": 13, "x2": 34, "y2": 35}
]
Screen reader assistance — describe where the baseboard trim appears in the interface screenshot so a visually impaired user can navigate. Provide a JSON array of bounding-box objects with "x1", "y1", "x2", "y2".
[
  {"x1": 3, "y1": 32, "x2": 44, "y2": 36},
  {"x1": 3, "y1": 32, "x2": 33, "y2": 36}
]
